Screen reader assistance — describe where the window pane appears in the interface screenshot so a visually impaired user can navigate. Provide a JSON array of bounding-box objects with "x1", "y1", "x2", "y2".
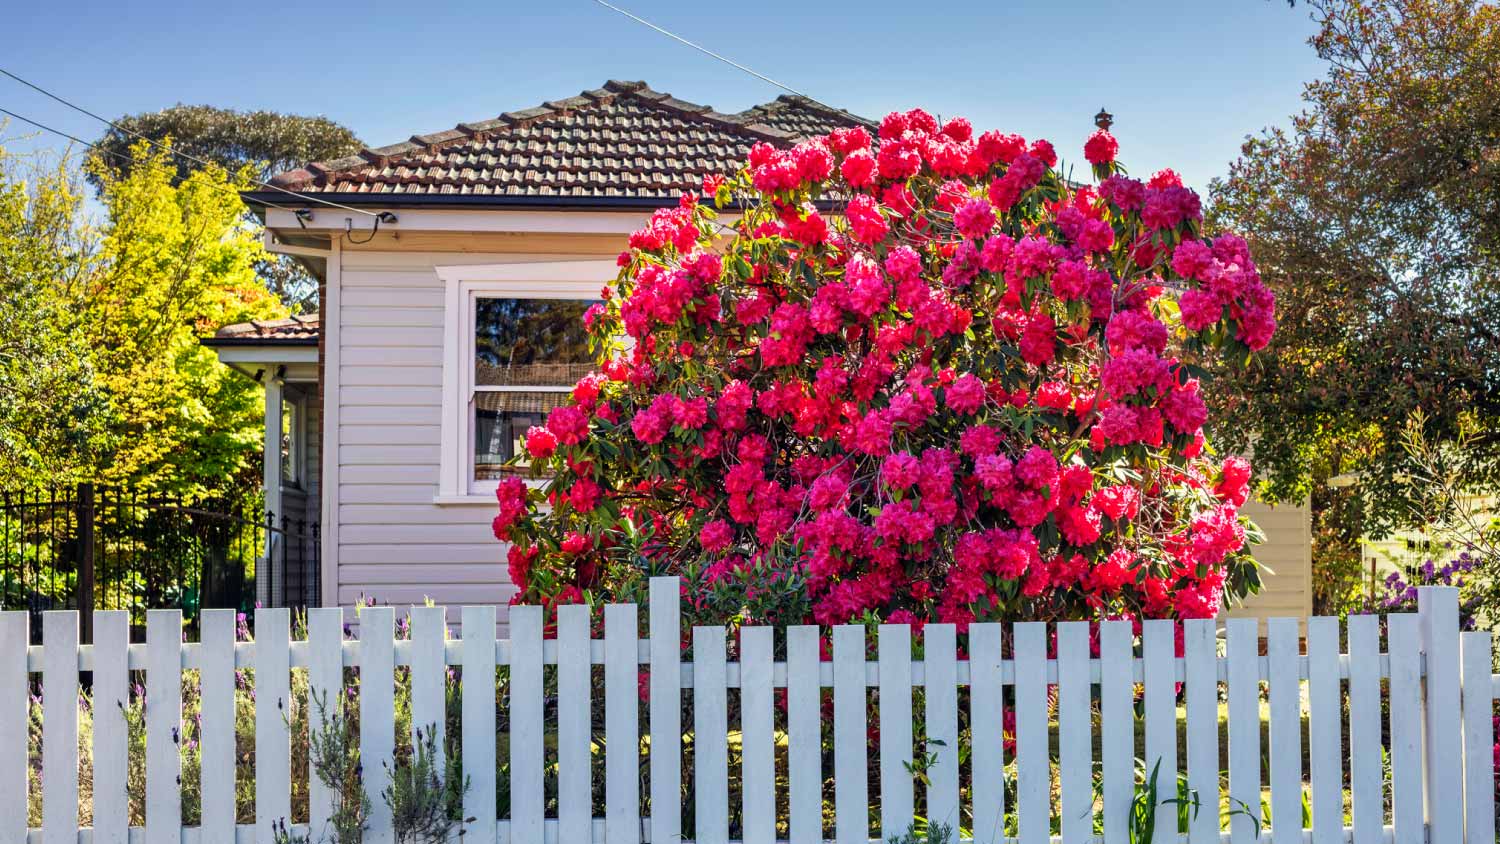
[
  {"x1": 280, "y1": 396, "x2": 298, "y2": 485},
  {"x1": 473, "y1": 390, "x2": 573, "y2": 479},
  {"x1": 474, "y1": 298, "x2": 597, "y2": 387}
]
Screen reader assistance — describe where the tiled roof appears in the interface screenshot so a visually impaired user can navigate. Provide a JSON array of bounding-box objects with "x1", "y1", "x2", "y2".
[
  {"x1": 733, "y1": 94, "x2": 876, "y2": 139},
  {"x1": 265, "y1": 80, "x2": 873, "y2": 199},
  {"x1": 204, "y1": 314, "x2": 320, "y2": 346}
]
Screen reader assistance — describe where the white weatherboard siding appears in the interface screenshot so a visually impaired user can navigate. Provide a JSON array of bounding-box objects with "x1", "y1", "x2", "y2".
[
  {"x1": 335, "y1": 246, "x2": 618, "y2": 610},
  {"x1": 330, "y1": 237, "x2": 1316, "y2": 622},
  {"x1": 1229, "y1": 496, "x2": 1314, "y2": 622}
]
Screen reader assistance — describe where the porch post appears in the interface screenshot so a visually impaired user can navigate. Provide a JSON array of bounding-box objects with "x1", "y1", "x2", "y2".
[{"x1": 262, "y1": 371, "x2": 283, "y2": 608}]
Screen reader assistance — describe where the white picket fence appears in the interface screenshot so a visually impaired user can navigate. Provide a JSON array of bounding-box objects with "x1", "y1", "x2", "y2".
[{"x1": 3, "y1": 580, "x2": 1497, "y2": 844}]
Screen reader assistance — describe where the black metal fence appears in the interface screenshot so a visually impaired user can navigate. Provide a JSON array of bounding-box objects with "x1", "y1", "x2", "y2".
[{"x1": 0, "y1": 483, "x2": 318, "y2": 640}]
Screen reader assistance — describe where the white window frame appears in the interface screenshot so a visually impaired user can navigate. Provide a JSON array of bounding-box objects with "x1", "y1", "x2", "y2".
[{"x1": 434, "y1": 261, "x2": 618, "y2": 504}]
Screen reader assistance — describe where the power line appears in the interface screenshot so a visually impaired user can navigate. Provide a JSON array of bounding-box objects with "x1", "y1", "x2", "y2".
[
  {"x1": 0, "y1": 105, "x2": 300, "y2": 216},
  {"x1": 0, "y1": 66, "x2": 380, "y2": 218},
  {"x1": 588, "y1": 0, "x2": 821, "y2": 105}
]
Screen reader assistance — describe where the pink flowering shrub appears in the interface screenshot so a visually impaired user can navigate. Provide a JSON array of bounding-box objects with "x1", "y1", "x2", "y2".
[{"x1": 495, "y1": 107, "x2": 1276, "y2": 629}]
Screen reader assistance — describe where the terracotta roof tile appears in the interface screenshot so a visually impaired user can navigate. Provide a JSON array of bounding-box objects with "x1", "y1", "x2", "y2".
[
  {"x1": 206, "y1": 314, "x2": 320, "y2": 345},
  {"x1": 266, "y1": 81, "x2": 873, "y2": 199}
]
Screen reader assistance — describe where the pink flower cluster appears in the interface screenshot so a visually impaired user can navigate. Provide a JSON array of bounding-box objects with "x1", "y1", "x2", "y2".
[{"x1": 496, "y1": 104, "x2": 1276, "y2": 631}]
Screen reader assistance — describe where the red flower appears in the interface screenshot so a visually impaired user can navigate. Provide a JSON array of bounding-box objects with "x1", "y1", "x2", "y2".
[{"x1": 1083, "y1": 129, "x2": 1119, "y2": 165}]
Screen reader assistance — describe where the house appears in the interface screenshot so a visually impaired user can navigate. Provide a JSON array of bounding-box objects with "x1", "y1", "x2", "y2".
[{"x1": 204, "y1": 79, "x2": 1311, "y2": 622}]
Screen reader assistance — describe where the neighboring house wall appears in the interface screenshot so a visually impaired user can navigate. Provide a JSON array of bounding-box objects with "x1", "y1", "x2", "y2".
[
  {"x1": 331, "y1": 233, "x2": 623, "y2": 609},
  {"x1": 1227, "y1": 496, "x2": 1314, "y2": 623}
]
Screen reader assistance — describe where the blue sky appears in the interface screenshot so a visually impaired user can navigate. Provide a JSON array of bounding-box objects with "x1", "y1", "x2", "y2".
[{"x1": 2, "y1": 0, "x2": 1324, "y2": 195}]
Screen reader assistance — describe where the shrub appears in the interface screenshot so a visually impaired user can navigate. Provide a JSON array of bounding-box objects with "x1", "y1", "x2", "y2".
[{"x1": 497, "y1": 108, "x2": 1276, "y2": 628}]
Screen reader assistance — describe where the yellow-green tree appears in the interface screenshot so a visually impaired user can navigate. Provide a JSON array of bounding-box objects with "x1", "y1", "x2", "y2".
[
  {"x1": 0, "y1": 147, "x2": 106, "y2": 484},
  {"x1": 85, "y1": 143, "x2": 286, "y2": 494},
  {"x1": 0, "y1": 139, "x2": 284, "y2": 495}
]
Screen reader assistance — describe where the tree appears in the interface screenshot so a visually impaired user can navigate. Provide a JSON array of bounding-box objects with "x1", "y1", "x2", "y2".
[
  {"x1": 83, "y1": 143, "x2": 286, "y2": 495},
  {"x1": 0, "y1": 146, "x2": 107, "y2": 485},
  {"x1": 88, "y1": 105, "x2": 363, "y2": 311},
  {"x1": 0, "y1": 137, "x2": 284, "y2": 496},
  {"x1": 495, "y1": 109, "x2": 1276, "y2": 629},
  {"x1": 1207, "y1": 0, "x2": 1500, "y2": 610}
]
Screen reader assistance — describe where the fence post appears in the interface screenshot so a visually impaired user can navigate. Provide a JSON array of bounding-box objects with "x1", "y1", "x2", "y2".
[
  {"x1": 1417, "y1": 586, "x2": 1463, "y2": 844},
  {"x1": 76, "y1": 482, "x2": 94, "y2": 643}
]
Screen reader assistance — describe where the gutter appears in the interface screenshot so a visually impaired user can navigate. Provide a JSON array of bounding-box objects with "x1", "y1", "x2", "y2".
[
  {"x1": 240, "y1": 190, "x2": 848, "y2": 215},
  {"x1": 200, "y1": 336, "x2": 319, "y2": 348}
]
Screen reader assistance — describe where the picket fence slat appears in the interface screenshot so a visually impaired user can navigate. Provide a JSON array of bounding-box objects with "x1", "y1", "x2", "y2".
[
  {"x1": 10, "y1": 583, "x2": 1493, "y2": 844},
  {"x1": 306, "y1": 607, "x2": 344, "y2": 841},
  {"x1": 1347, "y1": 612, "x2": 1384, "y2": 844},
  {"x1": 1056, "y1": 621, "x2": 1091, "y2": 844},
  {"x1": 969, "y1": 623, "x2": 1004, "y2": 844},
  {"x1": 1225, "y1": 617, "x2": 1260, "y2": 844},
  {"x1": 878, "y1": 623, "x2": 914, "y2": 840},
  {"x1": 1143, "y1": 620, "x2": 1177, "y2": 844},
  {"x1": 92, "y1": 611, "x2": 131, "y2": 844},
  {"x1": 740, "y1": 625, "x2": 775, "y2": 844},
  {"x1": 256, "y1": 608, "x2": 291, "y2": 840},
  {"x1": 647, "y1": 577, "x2": 682, "y2": 844},
  {"x1": 198, "y1": 609, "x2": 237, "y2": 844},
  {"x1": 1056, "y1": 620, "x2": 1092, "y2": 844},
  {"x1": 554, "y1": 603, "x2": 589, "y2": 844},
  {"x1": 693, "y1": 626, "x2": 729, "y2": 844},
  {"x1": 360, "y1": 606, "x2": 396, "y2": 844},
  {"x1": 410, "y1": 605, "x2": 447, "y2": 756},
  {"x1": 832, "y1": 624, "x2": 867, "y2": 844},
  {"x1": 1388, "y1": 613, "x2": 1424, "y2": 844},
  {"x1": 1268, "y1": 618, "x2": 1303, "y2": 843},
  {"x1": 1099, "y1": 620, "x2": 1133, "y2": 844},
  {"x1": 1014, "y1": 622, "x2": 1048, "y2": 844},
  {"x1": 604, "y1": 603, "x2": 639, "y2": 844},
  {"x1": 459, "y1": 605, "x2": 501, "y2": 844},
  {"x1": 1183, "y1": 618, "x2": 1218, "y2": 844},
  {"x1": 0, "y1": 613, "x2": 25, "y2": 844},
  {"x1": 785, "y1": 625, "x2": 822, "y2": 844},
  {"x1": 924, "y1": 623, "x2": 960, "y2": 834},
  {"x1": 145, "y1": 610, "x2": 181, "y2": 843},
  {"x1": 43, "y1": 611, "x2": 79, "y2": 844},
  {"x1": 1307, "y1": 616, "x2": 1343, "y2": 843},
  {"x1": 509, "y1": 604, "x2": 544, "y2": 844},
  {"x1": 1419, "y1": 587, "x2": 1463, "y2": 844},
  {"x1": 1460, "y1": 630, "x2": 1495, "y2": 844}
]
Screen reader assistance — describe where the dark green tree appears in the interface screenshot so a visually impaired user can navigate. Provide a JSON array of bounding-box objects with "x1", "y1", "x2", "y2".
[
  {"x1": 1209, "y1": 0, "x2": 1500, "y2": 608},
  {"x1": 88, "y1": 105, "x2": 363, "y2": 310}
]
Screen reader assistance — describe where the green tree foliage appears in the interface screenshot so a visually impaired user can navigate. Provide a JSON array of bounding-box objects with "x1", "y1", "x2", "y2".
[
  {"x1": 0, "y1": 148, "x2": 108, "y2": 484},
  {"x1": 1208, "y1": 0, "x2": 1500, "y2": 602},
  {"x1": 87, "y1": 104, "x2": 361, "y2": 187},
  {"x1": 0, "y1": 137, "x2": 285, "y2": 496},
  {"x1": 86, "y1": 143, "x2": 287, "y2": 494},
  {"x1": 88, "y1": 104, "x2": 363, "y2": 310}
]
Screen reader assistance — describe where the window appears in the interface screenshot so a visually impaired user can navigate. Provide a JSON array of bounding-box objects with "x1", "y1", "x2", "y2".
[
  {"x1": 280, "y1": 392, "x2": 303, "y2": 487},
  {"x1": 435, "y1": 261, "x2": 620, "y2": 502},
  {"x1": 471, "y1": 298, "x2": 595, "y2": 480}
]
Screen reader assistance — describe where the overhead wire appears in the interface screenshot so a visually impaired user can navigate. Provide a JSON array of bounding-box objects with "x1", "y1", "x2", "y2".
[
  {"x1": 0, "y1": 66, "x2": 381, "y2": 218},
  {"x1": 0, "y1": 105, "x2": 306, "y2": 218},
  {"x1": 588, "y1": 0, "x2": 827, "y2": 108}
]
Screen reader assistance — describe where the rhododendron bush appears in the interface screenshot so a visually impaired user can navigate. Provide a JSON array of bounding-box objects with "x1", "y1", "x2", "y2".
[{"x1": 494, "y1": 107, "x2": 1277, "y2": 630}]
